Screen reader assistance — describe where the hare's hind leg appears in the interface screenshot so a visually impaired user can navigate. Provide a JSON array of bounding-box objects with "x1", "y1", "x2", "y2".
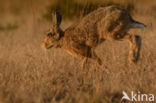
[{"x1": 122, "y1": 34, "x2": 142, "y2": 63}]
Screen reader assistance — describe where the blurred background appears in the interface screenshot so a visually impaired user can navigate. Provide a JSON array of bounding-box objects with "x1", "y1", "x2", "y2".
[{"x1": 0, "y1": 0, "x2": 156, "y2": 103}]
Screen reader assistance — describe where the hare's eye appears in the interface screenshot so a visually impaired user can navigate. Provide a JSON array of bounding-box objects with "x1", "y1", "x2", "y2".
[{"x1": 47, "y1": 33, "x2": 53, "y2": 37}]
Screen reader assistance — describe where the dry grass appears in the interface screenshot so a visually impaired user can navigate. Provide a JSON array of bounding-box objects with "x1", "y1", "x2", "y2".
[{"x1": 0, "y1": 0, "x2": 156, "y2": 103}]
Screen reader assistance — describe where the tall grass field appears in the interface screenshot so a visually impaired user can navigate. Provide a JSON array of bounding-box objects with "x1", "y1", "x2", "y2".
[{"x1": 0, "y1": 0, "x2": 156, "y2": 103}]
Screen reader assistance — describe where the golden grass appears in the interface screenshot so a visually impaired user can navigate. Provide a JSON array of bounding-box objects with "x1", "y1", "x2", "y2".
[{"x1": 0, "y1": 0, "x2": 156, "y2": 103}]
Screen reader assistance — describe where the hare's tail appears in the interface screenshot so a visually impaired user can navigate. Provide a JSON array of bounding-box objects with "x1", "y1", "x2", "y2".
[{"x1": 130, "y1": 20, "x2": 147, "y2": 29}]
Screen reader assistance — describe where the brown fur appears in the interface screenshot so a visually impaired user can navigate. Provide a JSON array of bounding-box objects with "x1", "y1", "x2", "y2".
[{"x1": 42, "y1": 6, "x2": 146, "y2": 69}]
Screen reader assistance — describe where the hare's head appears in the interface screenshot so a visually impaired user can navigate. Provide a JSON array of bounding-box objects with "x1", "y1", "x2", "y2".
[{"x1": 42, "y1": 10, "x2": 63, "y2": 49}]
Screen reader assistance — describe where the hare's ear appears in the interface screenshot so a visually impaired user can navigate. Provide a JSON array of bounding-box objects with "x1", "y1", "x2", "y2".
[{"x1": 52, "y1": 9, "x2": 62, "y2": 27}]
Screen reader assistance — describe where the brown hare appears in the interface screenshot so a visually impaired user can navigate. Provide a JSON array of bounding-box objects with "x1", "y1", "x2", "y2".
[{"x1": 42, "y1": 5, "x2": 146, "y2": 69}]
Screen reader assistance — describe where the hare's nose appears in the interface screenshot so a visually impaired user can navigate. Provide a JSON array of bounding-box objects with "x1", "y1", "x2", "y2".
[{"x1": 41, "y1": 43, "x2": 47, "y2": 49}]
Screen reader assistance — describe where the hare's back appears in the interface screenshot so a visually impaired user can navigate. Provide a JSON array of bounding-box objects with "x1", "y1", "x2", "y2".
[
  {"x1": 64, "y1": 6, "x2": 133, "y2": 44},
  {"x1": 77, "y1": 6, "x2": 132, "y2": 33},
  {"x1": 97, "y1": 6, "x2": 133, "y2": 39}
]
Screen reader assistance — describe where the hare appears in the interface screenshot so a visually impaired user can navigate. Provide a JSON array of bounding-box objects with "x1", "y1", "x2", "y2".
[{"x1": 42, "y1": 5, "x2": 146, "y2": 69}]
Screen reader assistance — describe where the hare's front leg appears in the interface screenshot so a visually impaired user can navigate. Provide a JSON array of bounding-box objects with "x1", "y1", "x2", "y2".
[
  {"x1": 80, "y1": 48, "x2": 102, "y2": 69},
  {"x1": 91, "y1": 49, "x2": 111, "y2": 74},
  {"x1": 80, "y1": 48, "x2": 111, "y2": 73},
  {"x1": 124, "y1": 34, "x2": 142, "y2": 63},
  {"x1": 90, "y1": 49, "x2": 102, "y2": 66}
]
